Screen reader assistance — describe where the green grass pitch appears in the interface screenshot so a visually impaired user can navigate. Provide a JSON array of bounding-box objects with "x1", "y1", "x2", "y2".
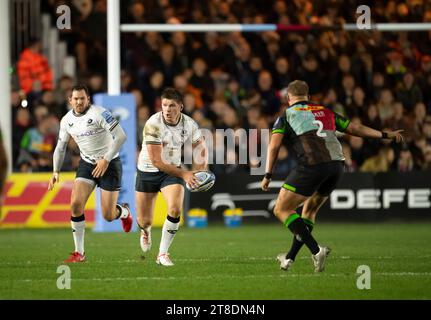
[{"x1": 1, "y1": 222, "x2": 430, "y2": 299}]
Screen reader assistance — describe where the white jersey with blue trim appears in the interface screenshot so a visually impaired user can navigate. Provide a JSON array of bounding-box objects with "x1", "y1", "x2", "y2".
[
  {"x1": 138, "y1": 112, "x2": 202, "y2": 172},
  {"x1": 58, "y1": 105, "x2": 120, "y2": 164}
]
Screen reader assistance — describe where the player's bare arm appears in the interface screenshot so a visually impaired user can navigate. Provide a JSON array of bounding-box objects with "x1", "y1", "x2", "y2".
[
  {"x1": 261, "y1": 133, "x2": 284, "y2": 191},
  {"x1": 147, "y1": 143, "x2": 200, "y2": 188},
  {"x1": 345, "y1": 122, "x2": 404, "y2": 143}
]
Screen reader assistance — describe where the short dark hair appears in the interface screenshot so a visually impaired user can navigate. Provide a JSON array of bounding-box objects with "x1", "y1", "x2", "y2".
[
  {"x1": 287, "y1": 80, "x2": 309, "y2": 97},
  {"x1": 71, "y1": 85, "x2": 90, "y2": 96},
  {"x1": 28, "y1": 37, "x2": 41, "y2": 47},
  {"x1": 161, "y1": 87, "x2": 183, "y2": 104}
]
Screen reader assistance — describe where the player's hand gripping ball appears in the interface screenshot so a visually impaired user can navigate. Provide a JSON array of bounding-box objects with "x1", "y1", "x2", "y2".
[{"x1": 186, "y1": 171, "x2": 216, "y2": 192}]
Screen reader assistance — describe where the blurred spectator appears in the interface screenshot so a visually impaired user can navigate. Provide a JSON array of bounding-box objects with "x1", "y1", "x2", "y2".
[
  {"x1": 54, "y1": 75, "x2": 74, "y2": 108},
  {"x1": 192, "y1": 110, "x2": 214, "y2": 130},
  {"x1": 405, "y1": 102, "x2": 428, "y2": 140},
  {"x1": 87, "y1": 74, "x2": 105, "y2": 96},
  {"x1": 410, "y1": 137, "x2": 428, "y2": 169},
  {"x1": 386, "y1": 51, "x2": 407, "y2": 86},
  {"x1": 370, "y1": 72, "x2": 386, "y2": 102},
  {"x1": 360, "y1": 147, "x2": 395, "y2": 173},
  {"x1": 189, "y1": 57, "x2": 215, "y2": 104},
  {"x1": 224, "y1": 77, "x2": 246, "y2": 114},
  {"x1": 363, "y1": 104, "x2": 382, "y2": 130},
  {"x1": 273, "y1": 56, "x2": 292, "y2": 90},
  {"x1": 172, "y1": 32, "x2": 193, "y2": 70},
  {"x1": 377, "y1": 89, "x2": 395, "y2": 123},
  {"x1": 384, "y1": 101, "x2": 406, "y2": 131},
  {"x1": 299, "y1": 54, "x2": 322, "y2": 95},
  {"x1": 33, "y1": 105, "x2": 50, "y2": 124},
  {"x1": 346, "y1": 86, "x2": 367, "y2": 118},
  {"x1": 183, "y1": 93, "x2": 197, "y2": 116},
  {"x1": 229, "y1": 39, "x2": 255, "y2": 91},
  {"x1": 349, "y1": 135, "x2": 365, "y2": 168},
  {"x1": 338, "y1": 74, "x2": 355, "y2": 109},
  {"x1": 396, "y1": 72, "x2": 423, "y2": 112},
  {"x1": 17, "y1": 38, "x2": 53, "y2": 94},
  {"x1": 156, "y1": 43, "x2": 182, "y2": 87},
  {"x1": 397, "y1": 147, "x2": 415, "y2": 172},
  {"x1": 258, "y1": 70, "x2": 280, "y2": 116},
  {"x1": 323, "y1": 88, "x2": 346, "y2": 117},
  {"x1": 17, "y1": 115, "x2": 58, "y2": 172},
  {"x1": 11, "y1": 0, "x2": 431, "y2": 173},
  {"x1": 12, "y1": 108, "x2": 31, "y2": 166}
]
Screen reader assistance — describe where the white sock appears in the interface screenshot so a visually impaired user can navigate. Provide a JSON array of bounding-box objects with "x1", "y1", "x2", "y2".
[
  {"x1": 71, "y1": 219, "x2": 85, "y2": 255},
  {"x1": 116, "y1": 204, "x2": 130, "y2": 219},
  {"x1": 159, "y1": 217, "x2": 180, "y2": 255}
]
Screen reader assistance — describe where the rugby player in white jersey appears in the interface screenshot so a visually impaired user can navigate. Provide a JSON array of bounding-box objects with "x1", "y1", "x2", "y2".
[
  {"x1": 48, "y1": 85, "x2": 132, "y2": 263},
  {"x1": 136, "y1": 88, "x2": 208, "y2": 266}
]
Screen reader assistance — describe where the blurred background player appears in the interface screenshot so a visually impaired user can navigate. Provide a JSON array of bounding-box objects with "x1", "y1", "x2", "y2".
[
  {"x1": 262, "y1": 80, "x2": 404, "y2": 272},
  {"x1": 0, "y1": 127, "x2": 8, "y2": 216},
  {"x1": 48, "y1": 85, "x2": 132, "y2": 263},
  {"x1": 136, "y1": 87, "x2": 208, "y2": 266}
]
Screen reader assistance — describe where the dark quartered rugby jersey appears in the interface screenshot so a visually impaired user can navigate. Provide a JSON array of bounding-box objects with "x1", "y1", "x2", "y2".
[{"x1": 272, "y1": 101, "x2": 350, "y2": 166}]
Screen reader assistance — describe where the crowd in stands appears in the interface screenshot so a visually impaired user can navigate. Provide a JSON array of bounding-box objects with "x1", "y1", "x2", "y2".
[{"x1": 9, "y1": 0, "x2": 431, "y2": 174}]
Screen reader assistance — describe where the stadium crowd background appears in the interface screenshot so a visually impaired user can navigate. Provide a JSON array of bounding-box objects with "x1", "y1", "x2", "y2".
[{"x1": 10, "y1": 0, "x2": 431, "y2": 175}]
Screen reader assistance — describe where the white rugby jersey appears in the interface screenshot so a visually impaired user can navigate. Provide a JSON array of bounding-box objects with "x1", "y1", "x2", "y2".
[
  {"x1": 138, "y1": 112, "x2": 202, "y2": 172},
  {"x1": 58, "y1": 105, "x2": 120, "y2": 164}
]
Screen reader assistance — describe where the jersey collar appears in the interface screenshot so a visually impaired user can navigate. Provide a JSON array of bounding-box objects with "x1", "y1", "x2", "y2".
[
  {"x1": 288, "y1": 100, "x2": 310, "y2": 108},
  {"x1": 72, "y1": 104, "x2": 91, "y2": 117},
  {"x1": 162, "y1": 113, "x2": 183, "y2": 127}
]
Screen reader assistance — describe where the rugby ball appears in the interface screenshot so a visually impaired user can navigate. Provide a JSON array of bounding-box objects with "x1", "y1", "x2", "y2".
[{"x1": 186, "y1": 171, "x2": 216, "y2": 192}]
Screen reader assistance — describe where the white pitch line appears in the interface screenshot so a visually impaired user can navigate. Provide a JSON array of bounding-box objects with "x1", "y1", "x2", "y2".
[
  {"x1": 11, "y1": 272, "x2": 431, "y2": 283},
  {"x1": 2, "y1": 255, "x2": 431, "y2": 266}
]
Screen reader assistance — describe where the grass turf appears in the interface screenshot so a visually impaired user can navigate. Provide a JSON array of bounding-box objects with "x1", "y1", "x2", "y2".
[{"x1": 0, "y1": 222, "x2": 430, "y2": 300}]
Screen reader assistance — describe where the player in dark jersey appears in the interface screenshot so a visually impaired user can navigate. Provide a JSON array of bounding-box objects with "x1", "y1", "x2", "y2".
[{"x1": 262, "y1": 80, "x2": 403, "y2": 272}]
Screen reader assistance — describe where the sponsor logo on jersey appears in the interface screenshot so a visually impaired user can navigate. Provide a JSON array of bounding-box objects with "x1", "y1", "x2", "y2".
[
  {"x1": 102, "y1": 110, "x2": 115, "y2": 124},
  {"x1": 75, "y1": 129, "x2": 103, "y2": 138},
  {"x1": 87, "y1": 119, "x2": 93, "y2": 125},
  {"x1": 68, "y1": 123, "x2": 74, "y2": 127},
  {"x1": 294, "y1": 106, "x2": 325, "y2": 111}
]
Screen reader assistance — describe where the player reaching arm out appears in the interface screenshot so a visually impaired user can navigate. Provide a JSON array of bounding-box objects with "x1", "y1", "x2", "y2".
[
  {"x1": 260, "y1": 80, "x2": 405, "y2": 273},
  {"x1": 262, "y1": 117, "x2": 404, "y2": 192},
  {"x1": 344, "y1": 121, "x2": 404, "y2": 143}
]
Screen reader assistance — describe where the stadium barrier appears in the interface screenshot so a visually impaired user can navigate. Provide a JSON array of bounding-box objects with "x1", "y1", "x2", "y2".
[
  {"x1": 0, "y1": 173, "x2": 176, "y2": 229},
  {"x1": 2, "y1": 171, "x2": 429, "y2": 228},
  {"x1": 188, "y1": 171, "x2": 431, "y2": 223}
]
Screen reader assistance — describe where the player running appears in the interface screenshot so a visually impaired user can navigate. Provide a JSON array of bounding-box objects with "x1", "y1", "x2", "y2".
[
  {"x1": 136, "y1": 87, "x2": 208, "y2": 266},
  {"x1": 262, "y1": 80, "x2": 403, "y2": 272},
  {"x1": 48, "y1": 85, "x2": 132, "y2": 263}
]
